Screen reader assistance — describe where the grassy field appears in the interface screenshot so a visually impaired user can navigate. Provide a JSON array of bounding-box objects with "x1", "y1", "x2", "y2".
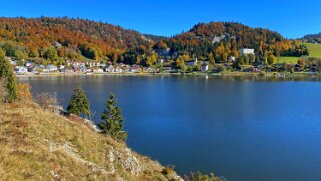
[
  {"x1": 279, "y1": 43, "x2": 321, "y2": 63},
  {"x1": 304, "y1": 43, "x2": 321, "y2": 58},
  {"x1": 277, "y1": 56, "x2": 300, "y2": 64}
]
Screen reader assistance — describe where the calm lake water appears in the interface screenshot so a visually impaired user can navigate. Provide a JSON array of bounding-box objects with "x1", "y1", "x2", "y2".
[{"x1": 20, "y1": 75, "x2": 321, "y2": 181}]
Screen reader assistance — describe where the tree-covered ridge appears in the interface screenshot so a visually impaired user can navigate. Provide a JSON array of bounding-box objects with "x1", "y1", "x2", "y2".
[
  {"x1": 301, "y1": 33, "x2": 321, "y2": 43},
  {"x1": 0, "y1": 17, "x2": 151, "y2": 61},
  {"x1": 160, "y1": 22, "x2": 308, "y2": 62},
  {"x1": 35, "y1": 17, "x2": 150, "y2": 49},
  {"x1": 0, "y1": 18, "x2": 310, "y2": 67}
]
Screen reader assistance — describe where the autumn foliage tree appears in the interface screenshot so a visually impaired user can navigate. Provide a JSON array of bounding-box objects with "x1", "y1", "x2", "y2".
[{"x1": 16, "y1": 83, "x2": 32, "y2": 101}]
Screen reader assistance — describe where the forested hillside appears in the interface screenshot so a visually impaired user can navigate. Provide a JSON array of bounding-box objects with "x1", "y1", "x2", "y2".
[
  {"x1": 0, "y1": 17, "x2": 152, "y2": 63},
  {"x1": 301, "y1": 33, "x2": 321, "y2": 43},
  {"x1": 156, "y1": 22, "x2": 308, "y2": 63},
  {"x1": 0, "y1": 18, "x2": 309, "y2": 66}
]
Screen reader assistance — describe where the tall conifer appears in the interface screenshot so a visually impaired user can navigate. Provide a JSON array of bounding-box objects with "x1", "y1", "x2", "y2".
[{"x1": 98, "y1": 94, "x2": 127, "y2": 141}]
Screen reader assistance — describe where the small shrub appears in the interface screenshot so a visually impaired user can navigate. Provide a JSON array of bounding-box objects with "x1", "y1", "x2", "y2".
[
  {"x1": 34, "y1": 92, "x2": 59, "y2": 109},
  {"x1": 184, "y1": 171, "x2": 223, "y2": 181},
  {"x1": 67, "y1": 86, "x2": 91, "y2": 117},
  {"x1": 17, "y1": 83, "x2": 32, "y2": 101},
  {"x1": 162, "y1": 165, "x2": 175, "y2": 176}
]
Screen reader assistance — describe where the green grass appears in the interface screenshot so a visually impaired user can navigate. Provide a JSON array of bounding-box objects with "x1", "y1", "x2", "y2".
[
  {"x1": 304, "y1": 43, "x2": 321, "y2": 58},
  {"x1": 277, "y1": 56, "x2": 300, "y2": 64},
  {"x1": 279, "y1": 43, "x2": 321, "y2": 63}
]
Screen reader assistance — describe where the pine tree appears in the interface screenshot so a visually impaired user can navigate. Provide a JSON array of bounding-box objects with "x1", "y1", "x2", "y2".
[
  {"x1": 0, "y1": 54, "x2": 17, "y2": 103},
  {"x1": 98, "y1": 94, "x2": 127, "y2": 141},
  {"x1": 67, "y1": 86, "x2": 91, "y2": 117}
]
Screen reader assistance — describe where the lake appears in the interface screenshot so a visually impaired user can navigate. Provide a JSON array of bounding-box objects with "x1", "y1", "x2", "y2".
[{"x1": 20, "y1": 75, "x2": 321, "y2": 181}]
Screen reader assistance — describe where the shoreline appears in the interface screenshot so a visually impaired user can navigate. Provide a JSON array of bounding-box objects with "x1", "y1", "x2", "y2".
[{"x1": 15, "y1": 71, "x2": 321, "y2": 79}]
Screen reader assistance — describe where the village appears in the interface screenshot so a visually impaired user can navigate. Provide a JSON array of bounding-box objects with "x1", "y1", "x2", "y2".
[
  {"x1": 8, "y1": 48, "x2": 319, "y2": 76},
  {"x1": 11, "y1": 58, "x2": 158, "y2": 75}
]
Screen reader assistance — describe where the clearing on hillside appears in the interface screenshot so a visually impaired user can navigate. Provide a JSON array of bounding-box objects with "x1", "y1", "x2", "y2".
[{"x1": 279, "y1": 43, "x2": 321, "y2": 63}]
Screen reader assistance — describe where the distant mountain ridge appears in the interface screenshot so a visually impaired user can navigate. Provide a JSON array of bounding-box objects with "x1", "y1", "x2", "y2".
[{"x1": 301, "y1": 32, "x2": 321, "y2": 43}]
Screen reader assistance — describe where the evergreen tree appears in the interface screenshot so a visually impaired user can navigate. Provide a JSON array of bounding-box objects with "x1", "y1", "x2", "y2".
[
  {"x1": 98, "y1": 93, "x2": 127, "y2": 141},
  {"x1": 67, "y1": 86, "x2": 91, "y2": 117},
  {"x1": 0, "y1": 54, "x2": 17, "y2": 103}
]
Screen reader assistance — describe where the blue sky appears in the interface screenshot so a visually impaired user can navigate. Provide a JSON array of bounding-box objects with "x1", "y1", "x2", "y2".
[{"x1": 1, "y1": 0, "x2": 321, "y2": 38}]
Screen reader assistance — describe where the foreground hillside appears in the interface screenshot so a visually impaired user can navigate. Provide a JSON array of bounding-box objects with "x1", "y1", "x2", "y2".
[{"x1": 0, "y1": 101, "x2": 182, "y2": 180}]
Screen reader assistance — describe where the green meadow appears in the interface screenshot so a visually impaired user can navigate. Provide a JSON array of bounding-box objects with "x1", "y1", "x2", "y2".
[
  {"x1": 277, "y1": 56, "x2": 300, "y2": 63},
  {"x1": 304, "y1": 43, "x2": 321, "y2": 58},
  {"x1": 279, "y1": 43, "x2": 321, "y2": 63}
]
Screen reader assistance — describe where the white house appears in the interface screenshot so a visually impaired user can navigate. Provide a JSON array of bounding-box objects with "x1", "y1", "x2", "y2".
[
  {"x1": 104, "y1": 65, "x2": 114, "y2": 72},
  {"x1": 93, "y1": 68, "x2": 104, "y2": 73},
  {"x1": 201, "y1": 62, "x2": 209, "y2": 72},
  {"x1": 45, "y1": 65, "x2": 58, "y2": 72},
  {"x1": 187, "y1": 57, "x2": 198, "y2": 66},
  {"x1": 129, "y1": 65, "x2": 140, "y2": 73},
  {"x1": 114, "y1": 66, "x2": 123, "y2": 73},
  {"x1": 9, "y1": 60, "x2": 17, "y2": 66},
  {"x1": 158, "y1": 59, "x2": 165, "y2": 64},
  {"x1": 79, "y1": 65, "x2": 87, "y2": 73},
  {"x1": 228, "y1": 56, "x2": 236, "y2": 62},
  {"x1": 239, "y1": 48, "x2": 255, "y2": 55},
  {"x1": 14, "y1": 66, "x2": 28, "y2": 74},
  {"x1": 143, "y1": 67, "x2": 157, "y2": 73},
  {"x1": 25, "y1": 61, "x2": 34, "y2": 67},
  {"x1": 100, "y1": 63, "x2": 107, "y2": 67},
  {"x1": 59, "y1": 65, "x2": 65, "y2": 70}
]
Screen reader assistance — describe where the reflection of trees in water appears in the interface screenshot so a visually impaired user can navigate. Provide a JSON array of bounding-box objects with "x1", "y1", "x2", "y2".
[
  {"x1": 152, "y1": 73, "x2": 321, "y2": 82},
  {"x1": 214, "y1": 74, "x2": 321, "y2": 82}
]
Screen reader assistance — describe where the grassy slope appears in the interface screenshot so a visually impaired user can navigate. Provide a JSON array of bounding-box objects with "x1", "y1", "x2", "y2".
[
  {"x1": 279, "y1": 43, "x2": 321, "y2": 63},
  {"x1": 304, "y1": 43, "x2": 321, "y2": 58},
  {"x1": 277, "y1": 56, "x2": 299, "y2": 63},
  {"x1": 0, "y1": 102, "x2": 181, "y2": 181}
]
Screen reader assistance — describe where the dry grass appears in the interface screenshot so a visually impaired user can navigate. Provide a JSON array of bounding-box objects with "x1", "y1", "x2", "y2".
[
  {"x1": 33, "y1": 92, "x2": 59, "y2": 110},
  {"x1": 0, "y1": 102, "x2": 181, "y2": 181},
  {"x1": 0, "y1": 78, "x2": 7, "y2": 102}
]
